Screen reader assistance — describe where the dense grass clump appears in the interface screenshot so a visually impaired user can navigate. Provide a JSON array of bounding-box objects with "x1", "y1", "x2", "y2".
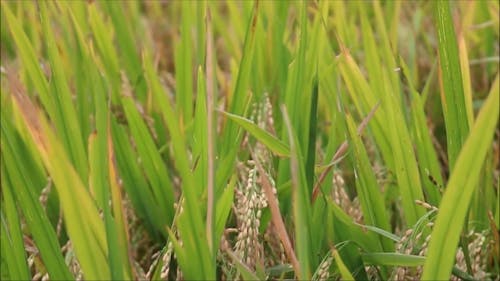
[{"x1": 1, "y1": 1, "x2": 498, "y2": 280}]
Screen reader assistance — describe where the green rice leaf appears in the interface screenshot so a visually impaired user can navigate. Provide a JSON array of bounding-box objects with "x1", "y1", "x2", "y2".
[
  {"x1": 345, "y1": 114, "x2": 392, "y2": 252},
  {"x1": 1, "y1": 174, "x2": 31, "y2": 281},
  {"x1": 422, "y1": 75, "x2": 499, "y2": 280},
  {"x1": 221, "y1": 111, "x2": 290, "y2": 157},
  {"x1": 9, "y1": 74, "x2": 110, "y2": 280},
  {"x1": 1, "y1": 111, "x2": 72, "y2": 280},
  {"x1": 333, "y1": 249, "x2": 355, "y2": 281},
  {"x1": 435, "y1": 0, "x2": 470, "y2": 169},
  {"x1": 362, "y1": 253, "x2": 425, "y2": 267}
]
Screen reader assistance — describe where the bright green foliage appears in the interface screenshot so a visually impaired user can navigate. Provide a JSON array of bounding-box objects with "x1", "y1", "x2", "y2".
[
  {"x1": 435, "y1": 1, "x2": 471, "y2": 170},
  {"x1": 1, "y1": 1, "x2": 498, "y2": 280},
  {"x1": 422, "y1": 75, "x2": 499, "y2": 280}
]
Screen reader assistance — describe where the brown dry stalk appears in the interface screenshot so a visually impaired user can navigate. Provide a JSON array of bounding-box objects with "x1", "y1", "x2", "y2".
[
  {"x1": 7, "y1": 70, "x2": 46, "y2": 151},
  {"x1": 253, "y1": 143, "x2": 301, "y2": 277},
  {"x1": 312, "y1": 102, "x2": 380, "y2": 203},
  {"x1": 487, "y1": 211, "x2": 499, "y2": 264}
]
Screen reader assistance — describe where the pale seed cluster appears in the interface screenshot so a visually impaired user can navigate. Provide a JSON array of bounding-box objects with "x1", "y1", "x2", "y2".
[
  {"x1": 394, "y1": 200, "x2": 493, "y2": 280},
  {"x1": 133, "y1": 260, "x2": 147, "y2": 280},
  {"x1": 234, "y1": 94, "x2": 278, "y2": 270},
  {"x1": 147, "y1": 241, "x2": 174, "y2": 280},
  {"x1": 62, "y1": 240, "x2": 83, "y2": 281},
  {"x1": 452, "y1": 230, "x2": 491, "y2": 281},
  {"x1": 160, "y1": 241, "x2": 174, "y2": 280},
  {"x1": 393, "y1": 226, "x2": 431, "y2": 281},
  {"x1": 234, "y1": 163, "x2": 267, "y2": 269},
  {"x1": 313, "y1": 253, "x2": 333, "y2": 281},
  {"x1": 252, "y1": 93, "x2": 274, "y2": 165},
  {"x1": 146, "y1": 250, "x2": 160, "y2": 279},
  {"x1": 393, "y1": 200, "x2": 438, "y2": 280},
  {"x1": 38, "y1": 177, "x2": 52, "y2": 210},
  {"x1": 331, "y1": 171, "x2": 363, "y2": 224}
]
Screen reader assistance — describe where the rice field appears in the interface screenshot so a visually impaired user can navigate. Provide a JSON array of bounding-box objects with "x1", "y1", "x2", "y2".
[{"x1": 1, "y1": 1, "x2": 499, "y2": 280}]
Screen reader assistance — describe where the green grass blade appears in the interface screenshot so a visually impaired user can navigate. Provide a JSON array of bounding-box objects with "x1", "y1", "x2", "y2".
[
  {"x1": 333, "y1": 249, "x2": 355, "y2": 281},
  {"x1": 327, "y1": 200, "x2": 375, "y2": 280},
  {"x1": 174, "y1": 1, "x2": 194, "y2": 125},
  {"x1": 1, "y1": 175, "x2": 31, "y2": 281},
  {"x1": 1, "y1": 108, "x2": 73, "y2": 280},
  {"x1": 193, "y1": 66, "x2": 208, "y2": 191},
  {"x1": 119, "y1": 73, "x2": 175, "y2": 225},
  {"x1": 282, "y1": 105, "x2": 312, "y2": 279},
  {"x1": 2, "y1": 2, "x2": 87, "y2": 180},
  {"x1": 379, "y1": 75, "x2": 426, "y2": 226},
  {"x1": 144, "y1": 49, "x2": 214, "y2": 278},
  {"x1": 215, "y1": 175, "x2": 236, "y2": 243},
  {"x1": 1, "y1": 3, "x2": 53, "y2": 114},
  {"x1": 362, "y1": 253, "x2": 425, "y2": 267},
  {"x1": 225, "y1": 249, "x2": 261, "y2": 281},
  {"x1": 39, "y1": 2, "x2": 88, "y2": 181},
  {"x1": 106, "y1": 126, "x2": 133, "y2": 280},
  {"x1": 400, "y1": 58, "x2": 443, "y2": 206},
  {"x1": 221, "y1": 111, "x2": 290, "y2": 157},
  {"x1": 353, "y1": 223, "x2": 401, "y2": 243},
  {"x1": 435, "y1": 0, "x2": 470, "y2": 169},
  {"x1": 422, "y1": 74, "x2": 499, "y2": 280},
  {"x1": 87, "y1": 2, "x2": 120, "y2": 102},
  {"x1": 144, "y1": 35, "x2": 215, "y2": 277},
  {"x1": 220, "y1": 1, "x2": 259, "y2": 152},
  {"x1": 345, "y1": 114, "x2": 393, "y2": 252},
  {"x1": 216, "y1": 2, "x2": 259, "y2": 197},
  {"x1": 100, "y1": 1, "x2": 145, "y2": 100},
  {"x1": 9, "y1": 75, "x2": 110, "y2": 280},
  {"x1": 305, "y1": 76, "x2": 319, "y2": 190},
  {"x1": 457, "y1": 29, "x2": 474, "y2": 129},
  {"x1": 110, "y1": 120, "x2": 164, "y2": 237}
]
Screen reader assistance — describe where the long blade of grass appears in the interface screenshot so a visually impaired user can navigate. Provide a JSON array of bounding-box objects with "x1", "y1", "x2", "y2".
[
  {"x1": 220, "y1": 1, "x2": 259, "y2": 149},
  {"x1": 87, "y1": 2, "x2": 120, "y2": 102},
  {"x1": 1, "y1": 110, "x2": 72, "y2": 280},
  {"x1": 39, "y1": 2, "x2": 88, "y2": 181},
  {"x1": 281, "y1": 105, "x2": 312, "y2": 279},
  {"x1": 221, "y1": 111, "x2": 290, "y2": 157},
  {"x1": 435, "y1": 0, "x2": 470, "y2": 169},
  {"x1": 422, "y1": 75, "x2": 499, "y2": 280},
  {"x1": 362, "y1": 253, "x2": 425, "y2": 267},
  {"x1": 119, "y1": 72, "x2": 174, "y2": 225},
  {"x1": 345, "y1": 114, "x2": 392, "y2": 252},
  {"x1": 312, "y1": 102, "x2": 379, "y2": 202},
  {"x1": 110, "y1": 119, "x2": 164, "y2": 238},
  {"x1": 106, "y1": 121, "x2": 133, "y2": 279},
  {"x1": 215, "y1": 175, "x2": 236, "y2": 243},
  {"x1": 399, "y1": 58, "x2": 443, "y2": 206},
  {"x1": 225, "y1": 248, "x2": 260, "y2": 281},
  {"x1": 174, "y1": 0, "x2": 194, "y2": 126},
  {"x1": 1, "y1": 2, "x2": 53, "y2": 114},
  {"x1": 217, "y1": 1, "x2": 259, "y2": 194},
  {"x1": 2, "y1": 3, "x2": 88, "y2": 181},
  {"x1": 89, "y1": 130, "x2": 130, "y2": 280},
  {"x1": 333, "y1": 249, "x2": 355, "y2": 281},
  {"x1": 205, "y1": 9, "x2": 216, "y2": 254},
  {"x1": 143, "y1": 49, "x2": 214, "y2": 279},
  {"x1": 1, "y1": 175, "x2": 31, "y2": 281},
  {"x1": 305, "y1": 76, "x2": 319, "y2": 191},
  {"x1": 100, "y1": 1, "x2": 145, "y2": 101},
  {"x1": 9, "y1": 73, "x2": 110, "y2": 280}
]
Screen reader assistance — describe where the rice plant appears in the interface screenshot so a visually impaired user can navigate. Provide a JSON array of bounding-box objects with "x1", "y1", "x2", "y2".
[{"x1": 1, "y1": 1, "x2": 498, "y2": 280}]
